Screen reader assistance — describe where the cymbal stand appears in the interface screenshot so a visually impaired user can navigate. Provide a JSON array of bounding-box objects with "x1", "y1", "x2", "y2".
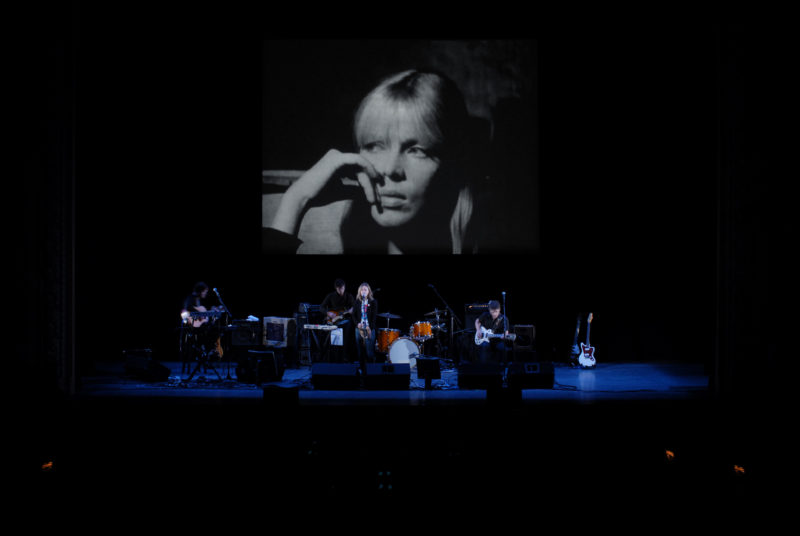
[{"x1": 428, "y1": 284, "x2": 462, "y2": 360}]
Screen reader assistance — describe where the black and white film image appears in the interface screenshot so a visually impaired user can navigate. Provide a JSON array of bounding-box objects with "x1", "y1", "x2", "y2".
[{"x1": 262, "y1": 40, "x2": 538, "y2": 255}]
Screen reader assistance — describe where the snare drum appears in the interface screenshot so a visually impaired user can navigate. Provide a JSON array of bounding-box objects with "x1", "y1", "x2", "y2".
[
  {"x1": 411, "y1": 321, "x2": 432, "y2": 339},
  {"x1": 388, "y1": 337, "x2": 420, "y2": 369},
  {"x1": 377, "y1": 328, "x2": 401, "y2": 353}
]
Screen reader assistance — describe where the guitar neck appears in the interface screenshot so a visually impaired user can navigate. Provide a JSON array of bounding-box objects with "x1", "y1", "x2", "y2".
[{"x1": 585, "y1": 313, "x2": 593, "y2": 345}]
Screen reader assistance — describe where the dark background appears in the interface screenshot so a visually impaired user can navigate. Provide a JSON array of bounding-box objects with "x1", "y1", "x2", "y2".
[
  {"x1": 72, "y1": 25, "x2": 715, "y2": 369},
  {"x1": 16, "y1": 4, "x2": 787, "y2": 406},
  {"x1": 13, "y1": 4, "x2": 793, "y2": 512}
]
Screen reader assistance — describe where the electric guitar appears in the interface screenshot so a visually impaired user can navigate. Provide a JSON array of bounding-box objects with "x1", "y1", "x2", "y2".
[
  {"x1": 326, "y1": 308, "x2": 350, "y2": 325},
  {"x1": 474, "y1": 326, "x2": 517, "y2": 346},
  {"x1": 578, "y1": 312, "x2": 596, "y2": 368},
  {"x1": 569, "y1": 314, "x2": 582, "y2": 363}
]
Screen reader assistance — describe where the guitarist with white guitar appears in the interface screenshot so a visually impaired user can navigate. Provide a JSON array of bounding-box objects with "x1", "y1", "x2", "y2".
[{"x1": 474, "y1": 299, "x2": 515, "y2": 364}]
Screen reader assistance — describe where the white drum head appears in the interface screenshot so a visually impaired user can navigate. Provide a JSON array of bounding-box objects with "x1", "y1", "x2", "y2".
[{"x1": 388, "y1": 337, "x2": 419, "y2": 369}]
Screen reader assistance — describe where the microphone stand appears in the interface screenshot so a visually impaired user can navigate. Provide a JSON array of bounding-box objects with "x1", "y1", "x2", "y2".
[
  {"x1": 213, "y1": 288, "x2": 235, "y2": 382},
  {"x1": 501, "y1": 292, "x2": 508, "y2": 331},
  {"x1": 428, "y1": 284, "x2": 462, "y2": 361},
  {"x1": 501, "y1": 291, "x2": 510, "y2": 365}
]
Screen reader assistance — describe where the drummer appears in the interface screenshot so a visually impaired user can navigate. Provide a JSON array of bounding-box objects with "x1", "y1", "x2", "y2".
[{"x1": 354, "y1": 282, "x2": 378, "y2": 370}]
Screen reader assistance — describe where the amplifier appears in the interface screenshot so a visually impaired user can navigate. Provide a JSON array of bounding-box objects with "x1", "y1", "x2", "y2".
[
  {"x1": 263, "y1": 317, "x2": 297, "y2": 348},
  {"x1": 229, "y1": 320, "x2": 262, "y2": 347},
  {"x1": 465, "y1": 303, "x2": 489, "y2": 331}
]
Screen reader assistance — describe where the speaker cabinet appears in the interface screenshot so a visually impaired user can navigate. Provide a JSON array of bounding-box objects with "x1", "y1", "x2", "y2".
[
  {"x1": 362, "y1": 363, "x2": 410, "y2": 390},
  {"x1": 263, "y1": 317, "x2": 297, "y2": 348},
  {"x1": 464, "y1": 303, "x2": 489, "y2": 331},
  {"x1": 507, "y1": 361, "x2": 554, "y2": 390},
  {"x1": 235, "y1": 350, "x2": 285, "y2": 384},
  {"x1": 457, "y1": 362, "x2": 504, "y2": 390},
  {"x1": 512, "y1": 324, "x2": 535, "y2": 351},
  {"x1": 311, "y1": 363, "x2": 360, "y2": 390},
  {"x1": 230, "y1": 320, "x2": 262, "y2": 347},
  {"x1": 257, "y1": 351, "x2": 285, "y2": 383}
]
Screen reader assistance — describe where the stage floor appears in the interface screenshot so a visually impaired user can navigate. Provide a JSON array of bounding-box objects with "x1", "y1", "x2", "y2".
[{"x1": 77, "y1": 359, "x2": 710, "y2": 404}]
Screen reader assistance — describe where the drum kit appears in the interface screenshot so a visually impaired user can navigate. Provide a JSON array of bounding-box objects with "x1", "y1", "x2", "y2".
[{"x1": 376, "y1": 308, "x2": 448, "y2": 368}]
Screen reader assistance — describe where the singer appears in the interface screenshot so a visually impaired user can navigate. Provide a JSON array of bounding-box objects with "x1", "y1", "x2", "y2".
[
  {"x1": 354, "y1": 282, "x2": 379, "y2": 372},
  {"x1": 474, "y1": 299, "x2": 511, "y2": 364}
]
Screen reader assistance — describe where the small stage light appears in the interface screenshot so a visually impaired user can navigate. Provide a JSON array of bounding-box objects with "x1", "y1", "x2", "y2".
[
  {"x1": 665, "y1": 449, "x2": 675, "y2": 461},
  {"x1": 733, "y1": 465, "x2": 746, "y2": 475},
  {"x1": 41, "y1": 461, "x2": 54, "y2": 472}
]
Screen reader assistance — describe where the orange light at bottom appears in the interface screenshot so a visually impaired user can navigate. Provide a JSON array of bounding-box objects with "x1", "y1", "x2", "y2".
[
  {"x1": 665, "y1": 450, "x2": 675, "y2": 461},
  {"x1": 734, "y1": 465, "x2": 745, "y2": 474},
  {"x1": 41, "y1": 461, "x2": 54, "y2": 472}
]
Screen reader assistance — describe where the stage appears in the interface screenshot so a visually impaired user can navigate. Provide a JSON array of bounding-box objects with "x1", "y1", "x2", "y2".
[{"x1": 76, "y1": 359, "x2": 710, "y2": 405}]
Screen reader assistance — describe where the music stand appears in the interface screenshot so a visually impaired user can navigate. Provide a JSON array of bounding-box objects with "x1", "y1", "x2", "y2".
[{"x1": 416, "y1": 357, "x2": 441, "y2": 390}]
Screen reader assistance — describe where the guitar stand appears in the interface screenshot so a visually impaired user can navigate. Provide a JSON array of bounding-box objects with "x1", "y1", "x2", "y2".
[{"x1": 185, "y1": 346, "x2": 223, "y2": 382}]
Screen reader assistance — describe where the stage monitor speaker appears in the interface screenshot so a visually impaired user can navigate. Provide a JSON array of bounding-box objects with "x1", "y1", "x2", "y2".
[
  {"x1": 123, "y1": 349, "x2": 170, "y2": 382},
  {"x1": 311, "y1": 363, "x2": 360, "y2": 390},
  {"x1": 507, "y1": 361, "x2": 554, "y2": 390},
  {"x1": 362, "y1": 363, "x2": 410, "y2": 390},
  {"x1": 457, "y1": 362, "x2": 504, "y2": 390},
  {"x1": 513, "y1": 324, "x2": 535, "y2": 351}
]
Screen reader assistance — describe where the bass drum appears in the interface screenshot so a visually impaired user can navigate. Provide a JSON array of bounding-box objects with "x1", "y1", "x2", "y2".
[{"x1": 388, "y1": 337, "x2": 420, "y2": 369}]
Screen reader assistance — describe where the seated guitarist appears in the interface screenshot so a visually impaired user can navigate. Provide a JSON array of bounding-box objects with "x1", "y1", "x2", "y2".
[
  {"x1": 474, "y1": 300, "x2": 510, "y2": 364},
  {"x1": 180, "y1": 281, "x2": 224, "y2": 368},
  {"x1": 320, "y1": 279, "x2": 356, "y2": 362},
  {"x1": 182, "y1": 282, "x2": 214, "y2": 326}
]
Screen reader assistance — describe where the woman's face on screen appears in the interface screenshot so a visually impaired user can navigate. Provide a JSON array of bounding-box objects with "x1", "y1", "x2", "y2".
[{"x1": 358, "y1": 104, "x2": 443, "y2": 228}]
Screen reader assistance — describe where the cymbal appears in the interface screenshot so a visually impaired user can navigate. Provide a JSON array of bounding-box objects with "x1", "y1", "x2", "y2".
[
  {"x1": 424, "y1": 309, "x2": 449, "y2": 317},
  {"x1": 377, "y1": 312, "x2": 403, "y2": 319}
]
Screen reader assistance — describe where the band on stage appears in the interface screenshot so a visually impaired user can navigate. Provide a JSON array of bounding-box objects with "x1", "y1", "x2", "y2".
[{"x1": 177, "y1": 279, "x2": 520, "y2": 382}]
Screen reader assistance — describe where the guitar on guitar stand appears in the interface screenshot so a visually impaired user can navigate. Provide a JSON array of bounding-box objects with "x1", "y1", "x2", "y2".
[{"x1": 578, "y1": 312, "x2": 596, "y2": 368}]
